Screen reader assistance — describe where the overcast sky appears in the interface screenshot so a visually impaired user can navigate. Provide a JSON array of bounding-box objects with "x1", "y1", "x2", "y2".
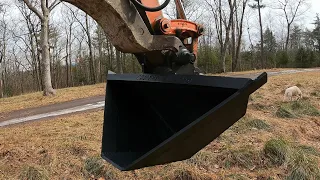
[
  {"x1": 309, "y1": 0, "x2": 320, "y2": 22},
  {"x1": 310, "y1": 0, "x2": 320, "y2": 14},
  {"x1": 3, "y1": 0, "x2": 320, "y2": 48}
]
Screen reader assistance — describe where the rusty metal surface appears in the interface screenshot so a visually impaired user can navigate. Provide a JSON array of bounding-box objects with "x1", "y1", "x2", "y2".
[
  {"x1": 63, "y1": 0, "x2": 184, "y2": 53},
  {"x1": 140, "y1": 0, "x2": 164, "y2": 28},
  {"x1": 174, "y1": 0, "x2": 186, "y2": 19}
]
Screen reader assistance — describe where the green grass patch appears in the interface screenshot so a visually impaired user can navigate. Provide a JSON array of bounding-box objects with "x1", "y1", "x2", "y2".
[
  {"x1": 230, "y1": 117, "x2": 271, "y2": 133},
  {"x1": 104, "y1": 170, "x2": 117, "y2": 180},
  {"x1": 19, "y1": 166, "x2": 49, "y2": 180},
  {"x1": 264, "y1": 139, "x2": 320, "y2": 179},
  {"x1": 276, "y1": 106, "x2": 297, "y2": 118},
  {"x1": 221, "y1": 147, "x2": 262, "y2": 169},
  {"x1": 264, "y1": 139, "x2": 290, "y2": 165},
  {"x1": 84, "y1": 156, "x2": 105, "y2": 178},
  {"x1": 296, "y1": 145, "x2": 320, "y2": 157},
  {"x1": 286, "y1": 150, "x2": 320, "y2": 180},
  {"x1": 246, "y1": 119, "x2": 271, "y2": 130},
  {"x1": 276, "y1": 100, "x2": 320, "y2": 118}
]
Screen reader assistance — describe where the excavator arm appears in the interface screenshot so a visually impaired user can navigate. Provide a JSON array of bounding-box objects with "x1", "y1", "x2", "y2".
[
  {"x1": 63, "y1": 0, "x2": 268, "y2": 171},
  {"x1": 64, "y1": 0, "x2": 202, "y2": 74}
]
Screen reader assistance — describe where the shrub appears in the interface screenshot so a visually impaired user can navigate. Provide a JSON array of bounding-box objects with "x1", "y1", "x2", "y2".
[
  {"x1": 264, "y1": 139, "x2": 289, "y2": 165},
  {"x1": 84, "y1": 156, "x2": 105, "y2": 178}
]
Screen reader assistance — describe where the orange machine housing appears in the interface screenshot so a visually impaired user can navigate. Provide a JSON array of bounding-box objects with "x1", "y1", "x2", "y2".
[{"x1": 140, "y1": 0, "x2": 203, "y2": 57}]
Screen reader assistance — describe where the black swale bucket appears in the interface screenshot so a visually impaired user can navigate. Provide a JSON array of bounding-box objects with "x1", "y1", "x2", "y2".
[{"x1": 101, "y1": 72, "x2": 267, "y2": 171}]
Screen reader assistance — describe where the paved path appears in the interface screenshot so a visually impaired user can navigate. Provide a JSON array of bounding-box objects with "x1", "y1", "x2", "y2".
[
  {"x1": 231, "y1": 68, "x2": 320, "y2": 78},
  {"x1": 0, "y1": 95, "x2": 105, "y2": 127},
  {"x1": 0, "y1": 68, "x2": 319, "y2": 127}
]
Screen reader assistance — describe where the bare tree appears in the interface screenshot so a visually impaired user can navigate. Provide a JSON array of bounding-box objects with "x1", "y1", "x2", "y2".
[
  {"x1": 21, "y1": 0, "x2": 61, "y2": 96},
  {"x1": 66, "y1": 6, "x2": 96, "y2": 84},
  {"x1": 0, "y1": 3, "x2": 7, "y2": 98},
  {"x1": 249, "y1": 0, "x2": 266, "y2": 69},
  {"x1": 61, "y1": 5, "x2": 80, "y2": 86},
  {"x1": 93, "y1": 25, "x2": 111, "y2": 81},
  {"x1": 16, "y1": 3, "x2": 43, "y2": 91},
  {"x1": 164, "y1": 0, "x2": 205, "y2": 23},
  {"x1": 231, "y1": 0, "x2": 249, "y2": 71},
  {"x1": 275, "y1": 0, "x2": 308, "y2": 51},
  {"x1": 205, "y1": 0, "x2": 236, "y2": 72}
]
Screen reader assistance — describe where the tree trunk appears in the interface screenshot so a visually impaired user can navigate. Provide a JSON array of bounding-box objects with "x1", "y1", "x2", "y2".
[
  {"x1": 0, "y1": 25, "x2": 6, "y2": 98},
  {"x1": 221, "y1": 46, "x2": 227, "y2": 73},
  {"x1": 85, "y1": 14, "x2": 96, "y2": 84},
  {"x1": 257, "y1": 0, "x2": 265, "y2": 69},
  {"x1": 68, "y1": 24, "x2": 73, "y2": 86},
  {"x1": 234, "y1": 0, "x2": 247, "y2": 72},
  {"x1": 131, "y1": 54, "x2": 135, "y2": 73},
  {"x1": 107, "y1": 41, "x2": 112, "y2": 71},
  {"x1": 97, "y1": 26, "x2": 103, "y2": 82},
  {"x1": 65, "y1": 35, "x2": 70, "y2": 87},
  {"x1": 30, "y1": 17, "x2": 43, "y2": 91},
  {"x1": 285, "y1": 25, "x2": 290, "y2": 51},
  {"x1": 211, "y1": 0, "x2": 234, "y2": 73},
  {"x1": 41, "y1": 13, "x2": 56, "y2": 96},
  {"x1": 0, "y1": 78, "x2": 3, "y2": 98},
  {"x1": 116, "y1": 49, "x2": 123, "y2": 73},
  {"x1": 27, "y1": 13, "x2": 42, "y2": 91},
  {"x1": 231, "y1": 14, "x2": 236, "y2": 72},
  {"x1": 0, "y1": 60, "x2": 4, "y2": 98},
  {"x1": 122, "y1": 52, "x2": 126, "y2": 73}
]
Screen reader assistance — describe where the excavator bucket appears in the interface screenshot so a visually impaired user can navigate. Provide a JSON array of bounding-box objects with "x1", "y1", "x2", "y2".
[{"x1": 101, "y1": 72, "x2": 267, "y2": 171}]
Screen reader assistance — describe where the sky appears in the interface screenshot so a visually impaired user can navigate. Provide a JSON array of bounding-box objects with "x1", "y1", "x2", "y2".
[
  {"x1": 309, "y1": 0, "x2": 320, "y2": 22},
  {"x1": 310, "y1": 0, "x2": 320, "y2": 15},
  {"x1": 4, "y1": 0, "x2": 320, "y2": 28},
  {"x1": 3, "y1": 0, "x2": 320, "y2": 47}
]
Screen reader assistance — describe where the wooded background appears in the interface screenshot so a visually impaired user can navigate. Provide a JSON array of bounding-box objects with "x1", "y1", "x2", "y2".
[{"x1": 0, "y1": 0, "x2": 319, "y2": 97}]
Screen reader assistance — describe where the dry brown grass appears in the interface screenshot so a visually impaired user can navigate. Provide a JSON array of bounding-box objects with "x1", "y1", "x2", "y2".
[
  {"x1": 1, "y1": 71, "x2": 319, "y2": 179},
  {"x1": 0, "y1": 83, "x2": 106, "y2": 113}
]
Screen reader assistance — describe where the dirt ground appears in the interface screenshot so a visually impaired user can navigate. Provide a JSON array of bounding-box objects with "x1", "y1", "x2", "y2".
[{"x1": 0, "y1": 71, "x2": 319, "y2": 180}]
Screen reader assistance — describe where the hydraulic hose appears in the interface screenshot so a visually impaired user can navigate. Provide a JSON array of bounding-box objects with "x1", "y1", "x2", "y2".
[{"x1": 130, "y1": 0, "x2": 171, "y2": 12}]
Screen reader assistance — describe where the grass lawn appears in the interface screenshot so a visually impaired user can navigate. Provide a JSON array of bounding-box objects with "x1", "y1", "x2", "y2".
[{"x1": 1, "y1": 71, "x2": 319, "y2": 179}]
